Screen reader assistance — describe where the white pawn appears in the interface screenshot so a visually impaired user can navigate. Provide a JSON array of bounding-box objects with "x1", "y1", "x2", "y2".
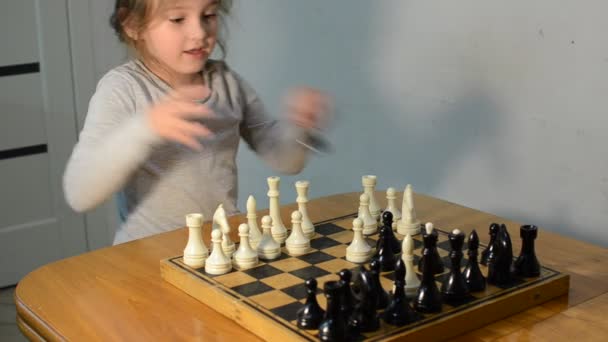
[
  {"x1": 183, "y1": 213, "x2": 209, "y2": 268},
  {"x1": 246, "y1": 195, "x2": 263, "y2": 249},
  {"x1": 233, "y1": 223, "x2": 259, "y2": 270},
  {"x1": 296, "y1": 180, "x2": 315, "y2": 239},
  {"x1": 358, "y1": 193, "x2": 377, "y2": 235},
  {"x1": 213, "y1": 204, "x2": 236, "y2": 258},
  {"x1": 425, "y1": 222, "x2": 434, "y2": 235},
  {"x1": 401, "y1": 234, "x2": 421, "y2": 296},
  {"x1": 362, "y1": 175, "x2": 381, "y2": 220},
  {"x1": 257, "y1": 215, "x2": 281, "y2": 260},
  {"x1": 286, "y1": 211, "x2": 311, "y2": 256},
  {"x1": 205, "y1": 229, "x2": 232, "y2": 275},
  {"x1": 397, "y1": 184, "x2": 421, "y2": 236},
  {"x1": 267, "y1": 176, "x2": 287, "y2": 244},
  {"x1": 385, "y1": 187, "x2": 402, "y2": 224},
  {"x1": 346, "y1": 218, "x2": 372, "y2": 263}
]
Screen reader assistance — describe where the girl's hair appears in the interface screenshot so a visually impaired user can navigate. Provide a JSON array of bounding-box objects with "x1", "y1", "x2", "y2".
[{"x1": 109, "y1": 0, "x2": 233, "y2": 59}]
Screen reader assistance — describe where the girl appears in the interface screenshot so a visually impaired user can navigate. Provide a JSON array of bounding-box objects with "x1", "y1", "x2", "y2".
[{"x1": 63, "y1": 0, "x2": 330, "y2": 244}]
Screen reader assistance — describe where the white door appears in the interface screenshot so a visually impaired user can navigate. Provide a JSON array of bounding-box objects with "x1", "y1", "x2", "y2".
[{"x1": 0, "y1": 0, "x2": 88, "y2": 286}]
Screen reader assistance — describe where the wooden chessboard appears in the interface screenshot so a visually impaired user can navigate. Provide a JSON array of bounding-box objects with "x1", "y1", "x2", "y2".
[{"x1": 160, "y1": 213, "x2": 569, "y2": 341}]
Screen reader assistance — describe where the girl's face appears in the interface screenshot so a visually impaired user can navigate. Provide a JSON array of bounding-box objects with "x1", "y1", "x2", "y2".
[{"x1": 139, "y1": 0, "x2": 219, "y2": 85}]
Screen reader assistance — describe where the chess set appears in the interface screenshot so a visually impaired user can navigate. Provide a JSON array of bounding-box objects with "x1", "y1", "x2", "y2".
[{"x1": 160, "y1": 175, "x2": 570, "y2": 341}]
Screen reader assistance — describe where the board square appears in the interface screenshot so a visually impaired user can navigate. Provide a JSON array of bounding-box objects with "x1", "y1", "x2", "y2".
[
  {"x1": 297, "y1": 251, "x2": 334, "y2": 264},
  {"x1": 322, "y1": 245, "x2": 347, "y2": 259},
  {"x1": 316, "y1": 259, "x2": 358, "y2": 274},
  {"x1": 290, "y1": 265, "x2": 331, "y2": 280},
  {"x1": 310, "y1": 237, "x2": 342, "y2": 249},
  {"x1": 231, "y1": 281, "x2": 274, "y2": 297},
  {"x1": 282, "y1": 283, "x2": 314, "y2": 300},
  {"x1": 214, "y1": 272, "x2": 258, "y2": 288},
  {"x1": 250, "y1": 290, "x2": 296, "y2": 310},
  {"x1": 242, "y1": 264, "x2": 283, "y2": 279},
  {"x1": 326, "y1": 231, "x2": 352, "y2": 244},
  {"x1": 270, "y1": 302, "x2": 304, "y2": 323},
  {"x1": 315, "y1": 223, "x2": 344, "y2": 236},
  {"x1": 437, "y1": 239, "x2": 466, "y2": 251},
  {"x1": 268, "y1": 258, "x2": 311, "y2": 272},
  {"x1": 261, "y1": 273, "x2": 303, "y2": 290}
]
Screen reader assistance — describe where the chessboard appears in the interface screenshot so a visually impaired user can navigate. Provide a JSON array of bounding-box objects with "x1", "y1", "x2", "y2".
[{"x1": 160, "y1": 212, "x2": 569, "y2": 341}]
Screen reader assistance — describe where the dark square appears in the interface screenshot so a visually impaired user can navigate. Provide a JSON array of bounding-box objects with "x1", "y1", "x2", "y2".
[
  {"x1": 270, "y1": 302, "x2": 304, "y2": 323},
  {"x1": 270, "y1": 252, "x2": 291, "y2": 262},
  {"x1": 492, "y1": 277, "x2": 526, "y2": 290},
  {"x1": 231, "y1": 281, "x2": 274, "y2": 297},
  {"x1": 242, "y1": 264, "x2": 283, "y2": 279},
  {"x1": 310, "y1": 236, "x2": 341, "y2": 250},
  {"x1": 442, "y1": 294, "x2": 477, "y2": 307},
  {"x1": 281, "y1": 282, "x2": 319, "y2": 300},
  {"x1": 290, "y1": 266, "x2": 331, "y2": 280},
  {"x1": 437, "y1": 239, "x2": 466, "y2": 252},
  {"x1": 315, "y1": 223, "x2": 344, "y2": 236},
  {"x1": 441, "y1": 256, "x2": 467, "y2": 270},
  {"x1": 297, "y1": 251, "x2": 334, "y2": 264}
]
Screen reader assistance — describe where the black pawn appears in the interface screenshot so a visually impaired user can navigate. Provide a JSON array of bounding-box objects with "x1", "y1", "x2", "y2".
[
  {"x1": 513, "y1": 225, "x2": 541, "y2": 277},
  {"x1": 369, "y1": 258, "x2": 390, "y2": 310},
  {"x1": 413, "y1": 232, "x2": 442, "y2": 313},
  {"x1": 318, "y1": 281, "x2": 347, "y2": 342},
  {"x1": 381, "y1": 211, "x2": 401, "y2": 254},
  {"x1": 487, "y1": 224, "x2": 514, "y2": 286},
  {"x1": 297, "y1": 278, "x2": 325, "y2": 330},
  {"x1": 338, "y1": 269, "x2": 356, "y2": 317},
  {"x1": 417, "y1": 228, "x2": 444, "y2": 274},
  {"x1": 463, "y1": 230, "x2": 486, "y2": 292},
  {"x1": 481, "y1": 223, "x2": 500, "y2": 265},
  {"x1": 441, "y1": 231, "x2": 469, "y2": 303},
  {"x1": 375, "y1": 225, "x2": 396, "y2": 271},
  {"x1": 348, "y1": 266, "x2": 380, "y2": 333},
  {"x1": 383, "y1": 259, "x2": 417, "y2": 326}
]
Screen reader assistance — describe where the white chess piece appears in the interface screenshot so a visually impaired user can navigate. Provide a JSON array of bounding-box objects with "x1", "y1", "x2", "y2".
[
  {"x1": 385, "y1": 187, "x2": 401, "y2": 224},
  {"x1": 296, "y1": 180, "x2": 315, "y2": 239},
  {"x1": 233, "y1": 223, "x2": 259, "y2": 270},
  {"x1": 267, "y1": 176, "x2": 287, "y2": 244},
  {"x1": 257, "y1": 215, "x2": 281, "y2": 260},
  {"x1": 346, "y1": 218, "x2": 372, "y2": 263},
  {"x1": 213, "y1": 204, "x2": 235, "y2": 257},
  {"x1": 205, "y1": 229, "x2": 232, "y2": 275},
  {"x1": 183, "y1": 213, "x2": 208, "y2": 268},
  {"x1": 397, "y1": 184, "x2": 421, "y2": 236},
  {"x1": 246, "y1": 195, "x2": 262, "y2": 249},
  {"x1": 358, "y1": 193, "x2": 377, "y2": 235},
  {"x1": 362, "y1": 175, "x2": 380, "y2": 220},
  {"x1": 401, "y1": 234, "x2": 421, "y2": 296},
  {"x1": 285, "y1": 211, "x2": 311, "y2": 256},
  {"x1": 425, "y1": 222, "x2": 434, "y2": 235}
]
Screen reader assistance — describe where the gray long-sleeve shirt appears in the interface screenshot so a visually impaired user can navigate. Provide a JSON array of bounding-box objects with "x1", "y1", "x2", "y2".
[{"x1": 63, "y1": 60, "x2": 312, "y2": 244}]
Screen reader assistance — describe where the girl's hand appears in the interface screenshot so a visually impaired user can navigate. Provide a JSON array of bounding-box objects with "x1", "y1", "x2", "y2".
[
  {"x1": 147, "y1": 85, "x2": 213, "y2": 151},
  {"x1": 286, "y1": 87, "x2": 331, "y2": 130}
]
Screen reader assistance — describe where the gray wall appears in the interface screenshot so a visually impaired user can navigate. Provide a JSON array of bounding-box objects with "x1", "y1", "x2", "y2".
[{"x1": 89, "y1": 0, "x2": 608, "y2": 247}]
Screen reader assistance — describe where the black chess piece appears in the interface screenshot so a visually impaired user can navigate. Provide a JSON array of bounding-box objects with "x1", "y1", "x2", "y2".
[
  {"x1": 441, "y1": 231, "x2": 470, "y2": 303},
  {"x1": 369, "y1": 258, "x2": 390, "y2": 310},
  {"x1": 381, "y1": 211, "x2": 401, "y2": 254},
  {"x1": 463, "y1": 230, "x2": 486, "y2": 292},
  {"x1": 297, "y1": 278, "x2": 325, "y2": 330},
  {"x1": 348, "y1": 266, "x2": 380, "y2": 333},
  {"x1": 413, "y1": 232, "x2": 442, "y2": 313},
  {"x1": 513, "y1": 225, "x2": 541, "y2": 277},
  {"x1": 318, "y1": 281, "x2": 347, "y2": 342},
  {"x1": 375, "y1": 225, "x2": 396, "y2": 271},
  {"x1": 383, "y1": 259, "x2": 417, "y2": 326},
  {"x1": 338, "y1": 269, "x2": 356, "y2": 317},
  {"x1": 417, "y1": 228, "x2": 444, "y2": 274},
  {"x1": 481, "y1": 223, "x2": 500, "y2": 265},
  {"x1": 487, "y1": 224, "x2": 514, "y2": 286}
]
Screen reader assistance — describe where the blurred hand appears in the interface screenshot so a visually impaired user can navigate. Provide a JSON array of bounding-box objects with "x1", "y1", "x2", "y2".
[
  {"x1": 147, "y1": 85, "x2": 213, "y2": 151},
  {"x1": 285, "y1": 87, "x2": 332, "y2": 130}
]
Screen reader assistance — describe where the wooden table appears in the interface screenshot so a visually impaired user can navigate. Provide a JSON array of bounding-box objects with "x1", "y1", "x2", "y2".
[{"x1": 15, "y1": 192, "x2": 608, "y2": 341}]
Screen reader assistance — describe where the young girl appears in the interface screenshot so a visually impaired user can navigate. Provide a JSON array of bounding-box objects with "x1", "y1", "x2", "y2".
[{"x1": 63, "y1": 0, "x2": 330, "y2": 244}]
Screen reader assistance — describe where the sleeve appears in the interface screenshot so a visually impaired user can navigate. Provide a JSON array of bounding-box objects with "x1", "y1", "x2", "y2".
[
  {"x1": 235, "y1": 72, "x2": 313, "y2": 174},
  {"x1": 62, "y1": 72, "x2": 163, "y2": 212}
]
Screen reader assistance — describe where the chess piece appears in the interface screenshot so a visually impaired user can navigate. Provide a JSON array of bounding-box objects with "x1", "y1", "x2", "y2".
[
  {"x1": 233, "y1": 224, "x2": 259, "y2": 270},
  {"x1": 318, "y1": 281, "x2": 347, "y2": 342},
  {"x1": 417, "y1": 223, "x2": 444, "y2": 274},
  {"x1": 297, "y1": 278, "x2": 325, "y2": 330},
  {"x1": 246, "y1": 195, "x2": 263, "y2": 249},
  {"x1": 481, "y1": 223, "x2": 500, "y2": 265},
  {"x1": 358, "y1": 193, "x2": 377, "y2": 235},
  {"x1": 441, "y1": 230, "x2": 470, "y2": 304},
  {"x1": 413, "y1": 230, "x2": 442, "y2": 313},
  {"x1": 346, "y1": 218, "x2": 372, "y2": 263},
  {"x1": 205, "y1": 229, "x2": 232, "y2": 275},
  {"x1": 513, "y1": 224, "x2": 541, "y2": 277},
  {"x1": 402, "y1": 234, "x2": 421, "y2": 296},
  {"x1": 286, "y1": 211, "x2": 311, "y2": 256},
  {"x1": 213, "y1": 204, "x2": 235, "y2": 258},
  {"x1": 348, "y1": 266, "x2": 380, "y2": 333},
  {"x1": 257, "y1": 215, "x2": 281, "y2": 260},
  {"x1": 381, "y1": 211, "x2": 401, "y2": 254},
  {"x1": 362, "y1": 175, "x2": 380, "y2": 220},
  {"x1": 369, "y1": 259, "x2": 390, "y2": 310},
  {"x1": 338, "y1": 269, "x2": 356, "y2": 318},
  {"x1": 397, "y1": 184, "x2": 421, "y2": 236},
  {"x1": 267, "y1": 176, "x2": 287, "y2": 244},
  {"x1": 384, "y1": 187, "x2": 401, "y2": 223},
  {"x1": 375, "y1": 225, "x2": 396, "y2": 272},
  {"x1": 296, "y1": 180, "x2": 315, "y2": 239},
  {"x1": 487, "y1": 224, "x2": 514, "y2": 286},
  {"x1": 383, "y1": 259, "x2": 417, "y2": 326},
  {"x1": 183, "y1": 213, "x2": 208, "y2": 268},
  {"x1": 463, "y1": 230, "x2": 486, "y2": 292}
]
